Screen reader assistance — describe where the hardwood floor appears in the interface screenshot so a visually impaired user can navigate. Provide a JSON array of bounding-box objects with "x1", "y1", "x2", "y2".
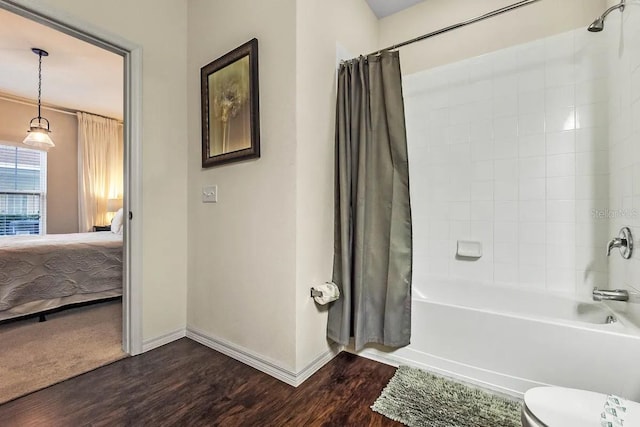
[{"x1": 0, "y1": 338, "x2": 401, "y2": 426}]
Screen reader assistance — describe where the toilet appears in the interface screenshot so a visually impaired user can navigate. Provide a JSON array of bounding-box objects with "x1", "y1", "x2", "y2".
[{"x1": 522, "y1": 386, "x2": 640, "y2": 426}]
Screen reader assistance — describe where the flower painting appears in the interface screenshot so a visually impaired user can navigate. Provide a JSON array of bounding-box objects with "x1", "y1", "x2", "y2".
[{"x1": 201, "y1": 39, "x2": 260, "y2": 168}]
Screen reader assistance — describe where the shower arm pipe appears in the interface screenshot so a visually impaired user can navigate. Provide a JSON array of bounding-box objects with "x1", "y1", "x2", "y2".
[
  {"x1": 603, "y1": 1, "x2": 626, "y2": 17},
  {"x1": 600, "y1": 1, "x2": 626, "y2": 20},
  {"x1": 358, "y1": 0, "x2": 543, "y2": 59}
]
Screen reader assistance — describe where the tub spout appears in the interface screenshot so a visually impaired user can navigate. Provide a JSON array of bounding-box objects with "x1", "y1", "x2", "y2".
[{"x1": 593, "y1": 287, "x2": 629, "y2": 302}]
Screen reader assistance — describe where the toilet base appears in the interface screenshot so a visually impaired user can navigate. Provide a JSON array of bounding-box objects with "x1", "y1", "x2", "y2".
[{"x1": 521, "y1": 404, "x2": 546, "y2": 427}]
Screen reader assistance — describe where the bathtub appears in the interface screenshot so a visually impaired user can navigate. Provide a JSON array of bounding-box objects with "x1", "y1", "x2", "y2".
[{"x1": 354, "y1": 279, "x2": 640, "y2": 400}]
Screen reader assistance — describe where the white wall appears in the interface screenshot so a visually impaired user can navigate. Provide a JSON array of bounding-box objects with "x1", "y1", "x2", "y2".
[
  {"x1": 379, "y1": 0, "x2": 607, "y2": 74},
  {"x1": 294, "y1": 0, "x2": 377, "y2": 371},
  {"x1": 606, "y1": 3, "x2": 640, "y2": 298},
  {"x1": 10, "y1": 0, "x2": 189, "y2": 342},
  {"x1": 187, "y1": 0, "x2": 298, "y2": 370},
  {"x1": 186, "y1": 0, "x2": 378, "y2": 375},
  {"x1": 404, "y1": 27, "x2": 611, "y2": 296}
]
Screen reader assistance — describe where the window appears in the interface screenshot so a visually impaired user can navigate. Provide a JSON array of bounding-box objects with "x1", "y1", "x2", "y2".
[{"x1": 0, "y1": 144, "x2": 47, "y2": 236}]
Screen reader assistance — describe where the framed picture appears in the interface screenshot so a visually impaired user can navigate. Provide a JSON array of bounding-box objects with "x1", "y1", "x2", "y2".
[{"x1": 201, "y1": 38, "x2": 260, "y2": 168}]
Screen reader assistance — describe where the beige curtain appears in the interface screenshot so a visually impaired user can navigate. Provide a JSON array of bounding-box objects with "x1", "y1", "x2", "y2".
[
  {"x1": 77, "y1": 112, "x2": 123, "y2": 232},
  {"x1": 328, "y1": 52, "x2": 413, "y2": 351}
]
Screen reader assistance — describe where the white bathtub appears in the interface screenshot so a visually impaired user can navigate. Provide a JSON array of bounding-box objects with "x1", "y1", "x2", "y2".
[{"x1": 354, "y1": 279, "x2": 640, "y2": 400}]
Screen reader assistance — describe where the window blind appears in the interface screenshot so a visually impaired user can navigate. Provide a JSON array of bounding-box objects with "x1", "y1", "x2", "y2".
[{"x1": 0, "y1": 145, "x2": 47, "y2": 235}]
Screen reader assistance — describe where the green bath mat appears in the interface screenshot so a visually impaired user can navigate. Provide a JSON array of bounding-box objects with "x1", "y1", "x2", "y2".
[{"x1": 371, "y1": 366, "x2": 522, "y2": 427}]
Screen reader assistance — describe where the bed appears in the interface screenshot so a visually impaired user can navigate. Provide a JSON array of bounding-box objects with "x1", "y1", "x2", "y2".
[{"x1": 0, "y1": 231, "x2": 123, "y2": 321}]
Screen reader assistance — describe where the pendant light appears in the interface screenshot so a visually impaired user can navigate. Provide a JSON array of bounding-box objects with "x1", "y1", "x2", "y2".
[{"x1": 23, "y1": 48, "x2": 54, "y2": 149}]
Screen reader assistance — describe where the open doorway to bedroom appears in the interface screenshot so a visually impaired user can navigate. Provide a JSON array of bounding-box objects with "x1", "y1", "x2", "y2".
[{"x1": 0, "y1": 5, "x2": 137, "y2": 404}]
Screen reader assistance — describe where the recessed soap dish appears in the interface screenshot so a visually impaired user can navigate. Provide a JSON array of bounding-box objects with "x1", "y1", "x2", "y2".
[{"x1": 457, "y1": 240, "x2": 482, "y2": 259}]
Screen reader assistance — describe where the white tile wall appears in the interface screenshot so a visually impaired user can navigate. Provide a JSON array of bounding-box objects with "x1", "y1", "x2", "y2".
[{"x1": 403, "y1": 23, "x2": 626, "y2": 295}]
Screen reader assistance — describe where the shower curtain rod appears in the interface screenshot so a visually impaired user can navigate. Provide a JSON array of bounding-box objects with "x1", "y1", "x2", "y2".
[{"x1": 360, "y1": 0, "x2": 542, "y2": 58}]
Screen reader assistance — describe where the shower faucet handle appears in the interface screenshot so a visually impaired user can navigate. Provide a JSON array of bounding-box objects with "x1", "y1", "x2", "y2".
[
  {"x1": 606, "y1": 237, "x2": 626, "y2": 255},
  {"x1": 606, "y1": 227, "x2": 633, "y2": 259}
]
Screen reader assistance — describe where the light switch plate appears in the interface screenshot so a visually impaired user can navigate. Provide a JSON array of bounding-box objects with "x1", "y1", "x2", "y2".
[{"x1": 202, "y1": 185, "x2": 217, "y2": 203}]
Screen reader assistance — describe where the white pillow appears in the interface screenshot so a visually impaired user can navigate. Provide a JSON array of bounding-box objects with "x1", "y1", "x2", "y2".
[{"x1": 111, "y1": 208, "x2": 124, "y2": 234}]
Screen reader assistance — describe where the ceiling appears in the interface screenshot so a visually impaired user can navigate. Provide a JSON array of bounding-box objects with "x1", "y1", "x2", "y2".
[
  {"x1": 0, "y1": 8, "x2": 123, "y2": 120},
  {"x1": 365, "y1": 0, "x2": 426, "y2": 18}
]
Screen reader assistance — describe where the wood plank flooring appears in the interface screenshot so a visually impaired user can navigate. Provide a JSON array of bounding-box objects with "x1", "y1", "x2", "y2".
[{"x1": 0, "y1": 338, "x2": 401, "y2": 426}]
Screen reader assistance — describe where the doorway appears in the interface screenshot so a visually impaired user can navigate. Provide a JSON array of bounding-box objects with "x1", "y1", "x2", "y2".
[{"x1": 0, "y1": 0, "x2": 142, "y2": 389}]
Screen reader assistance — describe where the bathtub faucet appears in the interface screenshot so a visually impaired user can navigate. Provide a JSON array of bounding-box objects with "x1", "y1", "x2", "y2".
[{"x1": 592, "y1": 287, "x2": 629, "y2": 302}]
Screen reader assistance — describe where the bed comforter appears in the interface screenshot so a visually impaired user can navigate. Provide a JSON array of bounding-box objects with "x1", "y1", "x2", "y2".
[{"x1": 0, "y1": 232, "x2": 122, "y2": 319}]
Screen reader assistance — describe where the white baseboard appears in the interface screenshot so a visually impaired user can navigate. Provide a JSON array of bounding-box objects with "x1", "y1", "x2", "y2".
[
  {"x1": 349, "y1": 346, "x2": 548, "y2": 400},
  {"x1": 186, "y1": 326, "x2": 341, "y2": 387},
  {"x1": 142, "y1": 328, "x2": 186, "y2": 352},
  {"x1": 295, "y1": 343, "x2": 344, "y2": 386},
  {"x1": 140, "y1": 327, "x2": 536, "y2": 400}
]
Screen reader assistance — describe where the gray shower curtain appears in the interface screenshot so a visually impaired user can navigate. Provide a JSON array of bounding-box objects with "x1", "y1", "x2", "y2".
[{"x1": 327, "y1": 51, "x2": 412, "y2": 351}]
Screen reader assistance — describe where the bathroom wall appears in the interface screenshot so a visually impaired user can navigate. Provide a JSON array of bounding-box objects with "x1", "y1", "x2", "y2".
[
  {"x1": 294, "y1": 0, "x2": 377, "y2": 371},
  {"x1": 187, "y1": 0, "x2": 298, "y2": 370},
  {"x1": 404, "y1": 26, "x2": 614, "y2": 295},
  {"x1": 606, "y1": 3, "x2": 640, "y2": 297},
  {"x1": 187, "y1": 0, "x2": 378, "y2": 375}
]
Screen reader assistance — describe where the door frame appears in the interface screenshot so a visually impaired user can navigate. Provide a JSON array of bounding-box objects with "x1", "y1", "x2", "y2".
[{"x1": 0, "y1": 0, "x2": 143, "y2": 354}]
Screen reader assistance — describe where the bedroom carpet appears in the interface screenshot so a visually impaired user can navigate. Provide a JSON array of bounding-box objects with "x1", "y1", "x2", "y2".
[{"x1": 0, "y1": 300, "x2": 126, "y2": 404}]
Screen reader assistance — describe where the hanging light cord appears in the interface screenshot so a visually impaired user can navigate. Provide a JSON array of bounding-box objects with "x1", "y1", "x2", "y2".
[{"x1": 37, "y1": 50, "x2": 42, "y2": 124}]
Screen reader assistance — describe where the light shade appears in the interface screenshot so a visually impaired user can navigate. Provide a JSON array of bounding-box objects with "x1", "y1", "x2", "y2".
[
  {"x1": 23, "y1": 123, "x2": 54, "y2": 149},
  {"x1": 107, "y1": 198, "x2": 123, "y2": 212}
]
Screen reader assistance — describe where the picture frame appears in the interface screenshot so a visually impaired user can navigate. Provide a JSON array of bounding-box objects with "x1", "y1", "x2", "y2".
[{"x1": 201, "y1": 38, "x2": 260, "y2": 168}]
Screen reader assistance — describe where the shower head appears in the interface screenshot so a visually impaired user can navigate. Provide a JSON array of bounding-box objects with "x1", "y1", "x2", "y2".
[
  {"x1": 588, "y1": 17, "x2": 605, "y2": 32},
  {"x1": 588, "y1": 0, "x2": 625, "y2": 32}
]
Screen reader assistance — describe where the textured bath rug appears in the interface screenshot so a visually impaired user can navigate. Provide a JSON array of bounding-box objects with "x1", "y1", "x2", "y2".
[{"x1": 371, "y1": 366, "x2": 522, "y2": 427}]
